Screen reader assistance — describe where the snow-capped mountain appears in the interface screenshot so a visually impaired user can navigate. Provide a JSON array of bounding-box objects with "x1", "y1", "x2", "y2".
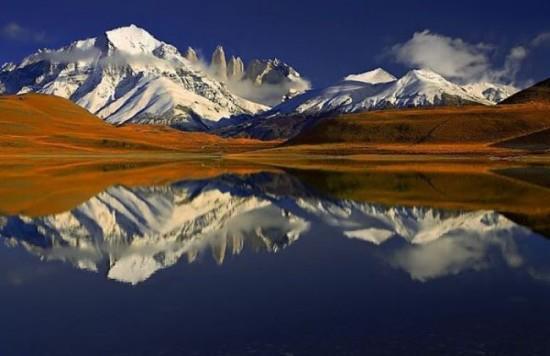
[
  {"x1": 0, "y1": 25, "x2": 268, "y2": 130},
  {"x1": 205, "y1": 47, "x2": 310, "y2": 106},
  {"x1": 243, "y1": 58, "x2": 309, "y2": 98},
  {"x1": 209, "y1": 67, "x2": 522, "y2": 139},
  {"x1": 264, "y1": 68, "x2": 494, "y2": 119},
  {"x1": 462, "y1": 82, "x2": 519, "y2": 104},
  {"x1": 0, "y1": 26, "x2": 520, "y2": 133},
  {"x1": 0, "y1": 172, "x2": 538, "y2": 284},
  {"x1": 343, "y1": 68, "x2": 397, "y2": 84}
]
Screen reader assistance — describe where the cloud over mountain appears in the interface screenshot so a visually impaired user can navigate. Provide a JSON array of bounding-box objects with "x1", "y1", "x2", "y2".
[
  {"x1": 388, "y1": 30, "x2": 541, "y2": 85},
  {"x1": 390, "y1": 30, "x2": 492, "y2": 83},
  {"x1": 188, "y1": 46, "x2": 310, "y2": 106}
]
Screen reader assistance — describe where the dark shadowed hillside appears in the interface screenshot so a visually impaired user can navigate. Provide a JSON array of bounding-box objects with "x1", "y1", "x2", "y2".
[{"x1": 501, "y1": 78, "x2": 550, "y2": 105}]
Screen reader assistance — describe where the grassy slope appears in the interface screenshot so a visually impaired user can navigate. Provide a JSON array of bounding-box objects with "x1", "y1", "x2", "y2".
[
  {"x1": 0, "y1": 94, "x2": 273, "y2": 155},
  {"x1": 275, "y1": 103, "x2": 550, "y2": 155},
  {"x1": 501, "y1": 78, "x2": 550, "y2": 105}
]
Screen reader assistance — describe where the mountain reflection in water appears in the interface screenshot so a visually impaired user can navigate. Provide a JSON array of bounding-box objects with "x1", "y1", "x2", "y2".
[{"x1": 1, "y1": 168, "x2": 548, "y2": 284}]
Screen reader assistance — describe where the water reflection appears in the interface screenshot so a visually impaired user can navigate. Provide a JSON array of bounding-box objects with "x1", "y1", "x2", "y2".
[{"x1": 0, "y1": 170, "x2": 547, "y2": 284}]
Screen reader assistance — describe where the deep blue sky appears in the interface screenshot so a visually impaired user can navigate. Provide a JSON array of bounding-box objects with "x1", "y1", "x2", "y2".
[{"x1": 1, "y1": 0, "x2": 549, "y2": 87}]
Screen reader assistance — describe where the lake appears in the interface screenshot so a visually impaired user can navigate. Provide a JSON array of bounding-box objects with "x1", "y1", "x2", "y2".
[{"x1": 0, "y1": 158, "x2": 549, "y2": 355}]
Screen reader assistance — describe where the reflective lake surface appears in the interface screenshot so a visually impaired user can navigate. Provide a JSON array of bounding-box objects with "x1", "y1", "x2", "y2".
[{"x1": 1, "y1": 159, "x2": 549, "y2": 355}]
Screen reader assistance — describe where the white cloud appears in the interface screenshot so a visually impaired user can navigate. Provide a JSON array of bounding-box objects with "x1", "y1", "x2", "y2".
[
  {"x1": 390, "y1": 30, "x2": 492, "y2": 83},
  {"x1": 389, "y1": 233, "x2": 523, "y2": 282},
  {"x1": 496, "y1": 46, "x2": 528, "y2": 81},
  {"x1": 389, "y1": 30, "x2": 533, "y2": 85},
  {"x1": 226, "y1": 76, "x2": 311, "y2": 106},
  {"x1": 1, "y1": 22, "x2": 48, "y2": 43},
  {"x1": 189, "y1": 56, "x2": 311, "y2": 106}
]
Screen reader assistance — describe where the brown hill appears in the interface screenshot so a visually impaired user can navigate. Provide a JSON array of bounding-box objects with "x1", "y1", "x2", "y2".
[
  {"x1": 280, "y1": 103, "x2": 550, "y2": 155},
  {"x1": 501, "y1": 78, "x2": 550, "y2": 105},
  {"x1": 0, "y1": 94, "x2": 272, "y2": 155}
]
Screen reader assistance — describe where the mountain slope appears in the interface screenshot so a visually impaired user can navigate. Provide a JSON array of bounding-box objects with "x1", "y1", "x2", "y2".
[
  {"x1": 279, "y1": 103, "x2": 550, "y2": 153},
  {"x1": 266, "y1": 68, "x2": 491, "y2": 117},
  {"x1": 0, "y1": 25, "x2": 267, "y2": 130},
  {"x1": 462, "y1": 82, "x2": 518, "y2": 104},
  {"x1": 500, "y1": 78, "x2": 550, "y2": 105},
  {"x1": 0, "y1": 94, "x2": 271, "y2": 154}
]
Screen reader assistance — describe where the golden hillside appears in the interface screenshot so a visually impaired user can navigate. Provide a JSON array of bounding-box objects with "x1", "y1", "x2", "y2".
[
  {"x1": 0, "y1": 94, "x2": 273, "y2": 155},
  {"x1": 280, "y1": 103, "x2": 550, "y2": 155}
]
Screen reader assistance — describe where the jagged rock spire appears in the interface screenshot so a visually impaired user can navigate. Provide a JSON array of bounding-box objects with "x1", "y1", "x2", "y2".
[
  {"x1": 227, "y1": 56, "x2": 244, "y2": 80},
  {"x1": 211, "y1": 45, "x2": 227, "y2": 81},
  {"x1": 184, "y1": 47, "x2": 198, "y2": 63}
]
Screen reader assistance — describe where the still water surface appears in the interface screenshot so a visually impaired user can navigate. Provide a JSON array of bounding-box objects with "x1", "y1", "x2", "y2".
[{"x1": 0, "y1": 160, "x2": 549, "y2": 355}]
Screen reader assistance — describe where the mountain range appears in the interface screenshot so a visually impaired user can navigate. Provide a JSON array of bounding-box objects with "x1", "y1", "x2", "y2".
[
  {"x1": 0, "y1": 25, "x2": 521, "y2": 135},
  {"x1": 0, "y1": 25, "x2": 305, "y2": 130},
  {"x1": 262, "y1": 68, "x2": 517, "y2": 118},
  {"x1": 213, "y1": 68, "x2": 521, "y2": 138}
]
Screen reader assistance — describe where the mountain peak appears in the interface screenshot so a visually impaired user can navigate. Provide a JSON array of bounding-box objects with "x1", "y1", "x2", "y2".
[
  {"x1": 211, "y1": 45, "x2": 228, "y2": 81},
  {"x1": 344, "y1": 68, "x2": 396, "y2": 84},
  {"x1": 104, "y1": 25, "x2": 161, "y2": 54},
  {"x1": 403, "y1": 68, "x2": 447, "y2": 82},
  {"x1": 184, "y1": 47, "x2": 199, "y2": 63}
]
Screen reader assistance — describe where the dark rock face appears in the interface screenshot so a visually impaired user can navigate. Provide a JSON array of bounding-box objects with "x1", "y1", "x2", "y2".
[{"x1": 215, "y1": 114, "x2": 319, "y2": 141}]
